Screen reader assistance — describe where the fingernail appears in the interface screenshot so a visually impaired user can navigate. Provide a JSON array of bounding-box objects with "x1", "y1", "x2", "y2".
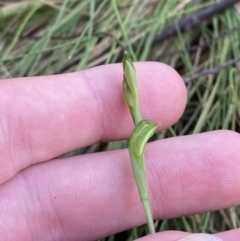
[{"x1": 179, "y1": 234, "x2": 223, "y2": 241}]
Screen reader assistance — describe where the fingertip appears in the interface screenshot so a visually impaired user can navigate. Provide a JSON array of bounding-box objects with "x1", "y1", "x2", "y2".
[
  {"x1": 135, "y1": 231, "x2": 187, "y2": 241},
  {"x1": 136, "y1": 231, "x2": 223, "y2": 241},
  {"x1": 135, "y1": 62, "x2": 187, "y2": 130},
  {"x1": 85, "y1": 62, "x2": 187, "y2": 140}
]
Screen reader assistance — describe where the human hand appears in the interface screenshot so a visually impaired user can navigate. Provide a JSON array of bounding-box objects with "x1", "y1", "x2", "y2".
[{"x1": 0, "y1": 63, "x2": 240, "y2": 241}]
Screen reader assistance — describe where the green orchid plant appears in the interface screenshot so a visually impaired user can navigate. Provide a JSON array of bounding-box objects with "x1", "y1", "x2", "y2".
[{"x1": 122, "y1": 51, "x2": 159, "y2": 234}]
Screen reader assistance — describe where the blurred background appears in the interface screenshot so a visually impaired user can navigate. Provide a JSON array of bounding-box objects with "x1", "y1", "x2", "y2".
[{"x1": 0, "y1": 0, "x2": 240, "y2": 240}]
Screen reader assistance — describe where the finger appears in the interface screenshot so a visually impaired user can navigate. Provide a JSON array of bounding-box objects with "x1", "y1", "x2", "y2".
[
  {"x1": 136, "y1": 231, "x2": 189, "y2": 241},
  {"x1": 136, "y1": 230, "x2": 240, "y2": 241},
  {"x1": 0, "y1": 62, "x2": 186, "y2": 184},
  {"x1": 216, "y1": 229, "x2": 240, "y2": 241},
  {"x1": 1, "y1": 130, "x2": 240, "y2": 240}
]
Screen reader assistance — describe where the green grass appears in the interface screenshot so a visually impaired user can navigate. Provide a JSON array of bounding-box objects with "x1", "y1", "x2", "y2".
[{"x1": 1, "y1": 0, "x2": 240, "y2": 240}]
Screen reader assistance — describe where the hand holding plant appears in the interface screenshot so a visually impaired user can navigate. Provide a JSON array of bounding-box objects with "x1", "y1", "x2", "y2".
[{"x1": 0, "y1": 59, "x2": 239, "y2": 241}]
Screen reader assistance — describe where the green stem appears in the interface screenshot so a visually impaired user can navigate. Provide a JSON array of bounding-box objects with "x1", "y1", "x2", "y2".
[
  {"x1": 141, "y1": 159, "x2": 155, "y2": 234},
  {"x1": 134, "y1": 109, "x2": 142, "y2": 125},
  {"x1": 129, "y1": 150, "x2": 156, "y2": 234},
  {"x1": 143, "y1": 199, "x2": 155, "y2": 234}
]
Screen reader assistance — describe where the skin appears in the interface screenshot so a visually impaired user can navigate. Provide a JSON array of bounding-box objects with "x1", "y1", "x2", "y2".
[{"x1": 0, "y1": 62, "x2": 240, "y2": 241}]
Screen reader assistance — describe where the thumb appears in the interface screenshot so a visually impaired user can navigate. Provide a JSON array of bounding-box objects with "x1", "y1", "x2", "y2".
[
  {"x1": 135, "y1": 232, "x2": 223, "y2": 241},
  {"x1": 178, "y1": 234, "x2": 223, "y2": 241}
]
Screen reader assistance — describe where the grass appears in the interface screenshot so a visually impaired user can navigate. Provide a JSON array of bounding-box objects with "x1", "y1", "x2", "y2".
[{"x1": 0, "y1": 0, "x2": 240, "y2": 240}]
